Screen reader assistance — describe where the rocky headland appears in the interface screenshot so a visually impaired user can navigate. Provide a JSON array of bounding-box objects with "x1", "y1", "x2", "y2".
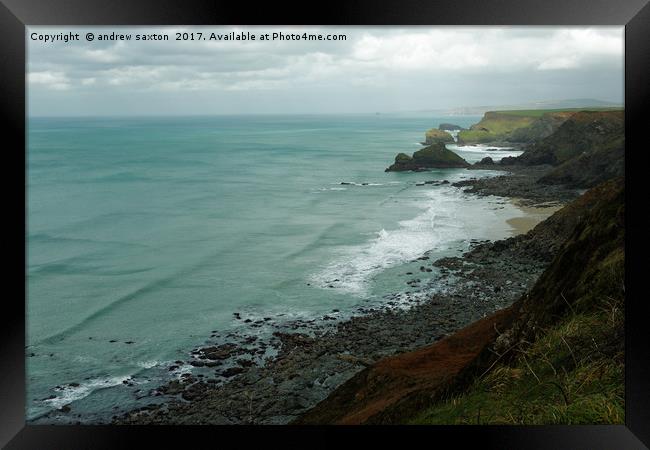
[{"x1": 456, "y1": 108, "x2": 621, "y2": 146}]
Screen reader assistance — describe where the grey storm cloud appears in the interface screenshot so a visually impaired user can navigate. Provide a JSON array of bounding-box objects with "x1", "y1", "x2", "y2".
[{"x1": 27, "y1": 26, "x2": 624, "y2": 116}]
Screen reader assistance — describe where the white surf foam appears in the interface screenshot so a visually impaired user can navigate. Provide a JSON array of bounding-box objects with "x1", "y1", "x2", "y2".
[
  {"x1": 311, "y1": 186, "x2": 520, "y2": 296},
  {"x1": 447, "y1": 143, "x2": 523, "y2": 162},
  {"x1": 136, "y1": 360, "x2": 160, "y2": 369},
  {"x1": 44, "y1": 375, "x2": 132, "y2": 409}
]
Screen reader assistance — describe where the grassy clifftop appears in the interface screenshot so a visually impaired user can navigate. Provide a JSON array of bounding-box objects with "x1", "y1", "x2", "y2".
[
  {"x1": 424, "y1": 128, "x2": 454, "y2": 145},
  {"x1": 457, "y1": 108, "x2": 622, "y2": 145},
  {"x1": 457, "y1": 111, "x2": 539, "y2": 144}
]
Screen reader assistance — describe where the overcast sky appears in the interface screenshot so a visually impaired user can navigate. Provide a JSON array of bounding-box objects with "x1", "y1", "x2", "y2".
[{"x1": 27, "y1": 26, "x2": 624, "y2": 116}]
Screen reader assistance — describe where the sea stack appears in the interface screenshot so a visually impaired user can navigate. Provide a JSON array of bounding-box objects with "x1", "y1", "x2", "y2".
[
  {"x1": 423, "y1": 128, "x2": 454, "y2": 145},
  {"x1": 385, "y1": 142, "x2": 470, "y2": 172}
]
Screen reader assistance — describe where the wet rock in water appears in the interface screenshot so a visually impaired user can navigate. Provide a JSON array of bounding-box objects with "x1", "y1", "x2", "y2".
[
  {"x1": 221, "y1": 367, "x2": 245, "y2": 378},
  {"x1": 198, "y1": 343, "x2": 241, "y2": 361},
  {"x1": 273, "y1": 332, "x2": 315, "y2": 350},
  {"x1": 161, "y1": 380, "x2": 185, "y2": 395}
]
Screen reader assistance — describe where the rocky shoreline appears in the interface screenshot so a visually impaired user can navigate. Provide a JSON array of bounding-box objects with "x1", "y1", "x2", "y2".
[
  {"x1": 114, "y1": 168, "x2": 582, "y2": 425},
  {"x1": 460, "y1": 165, "x2": 582, "y2": 205}
]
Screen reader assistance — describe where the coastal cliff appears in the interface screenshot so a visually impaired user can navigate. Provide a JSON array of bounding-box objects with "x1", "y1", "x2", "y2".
[
  {"x1": 385, "y1": 142, "x2": 469, "y2": 172},
  {"x1": 457, "y1": 108, "x2": 620, "y2": 146},
  {"x1": 502, "y1": 110, "x2": 624, "y2": 188}
]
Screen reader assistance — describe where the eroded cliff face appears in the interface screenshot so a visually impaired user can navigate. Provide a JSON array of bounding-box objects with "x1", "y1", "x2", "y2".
[
  {"x1": 495, "y1": 110, "x2": 625, "y2": 189},
  {"x1": 516, "y1": 111, "x2": 624, "y2": 166},
  {"x1": 497, "y1": 177, "x2": 624, "y2": 346},
  {"x1": 294, "y1": 178, "x2": 624, "y2": 425}
]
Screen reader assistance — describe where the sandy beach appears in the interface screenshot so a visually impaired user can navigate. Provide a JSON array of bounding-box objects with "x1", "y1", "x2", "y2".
[{"x1": 507, "y1": 198, "x2": 564, "y2": 235}]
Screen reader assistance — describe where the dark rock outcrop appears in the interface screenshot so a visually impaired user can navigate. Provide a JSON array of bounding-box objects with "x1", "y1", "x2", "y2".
[
  {"x1": 516, "y1": 111, "x2": 624, "y2": 167},
  {"x1": 385, "y1": 143, "x2": 469, "y2": 172},
  {"x1": 505, "y1": 110, "x2": 625, "y2": 189},
  {"x1": 438, "y1": 123, "x2": 465, "y2": 131},
  {"x1": 538, "y1": 140, "x2": 624, "y2": 188}
]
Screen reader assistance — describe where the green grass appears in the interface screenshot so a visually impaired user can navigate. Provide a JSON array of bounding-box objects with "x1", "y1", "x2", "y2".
[
  {"x1": 409, "y1": 295, "x2": 624, "y2": 425},
  {"x1": 457, "y1": 113, "x2": 536, "y2": 143},
  {"x1": 497, "y1": 107, "x2": 624, "y2": 117},
  {"x1": 424, "y1": 128, "x2": 454, "y2": 143},
  {"x1": 456, "y1": 129, "x2": 498, "y2": 143}
]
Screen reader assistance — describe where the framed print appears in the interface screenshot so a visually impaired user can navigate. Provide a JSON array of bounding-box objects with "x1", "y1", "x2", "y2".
[{"x1": 1, "y1": 0, "x2": 649, "y2": 448}]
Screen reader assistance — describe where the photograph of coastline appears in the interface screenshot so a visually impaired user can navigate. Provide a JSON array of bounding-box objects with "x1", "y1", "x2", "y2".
[{"x1": 26, "y1": 26, "x2": 625, "y2": 425}]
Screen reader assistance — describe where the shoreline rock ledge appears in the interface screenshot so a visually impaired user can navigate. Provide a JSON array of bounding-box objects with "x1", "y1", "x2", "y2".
[{"x1": 385, "y1": 142, "x2": 470, "y2": 172}]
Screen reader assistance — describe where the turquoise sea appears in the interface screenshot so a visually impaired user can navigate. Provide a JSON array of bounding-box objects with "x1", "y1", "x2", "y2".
[{"x1": 26, "y1": 113, "x2": 525, "y2": 422}]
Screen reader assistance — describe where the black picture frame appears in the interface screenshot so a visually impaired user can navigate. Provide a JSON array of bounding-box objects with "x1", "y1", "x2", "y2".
[{"x1": 1, "y1": 0, "x2": 649, "y2": 448}]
